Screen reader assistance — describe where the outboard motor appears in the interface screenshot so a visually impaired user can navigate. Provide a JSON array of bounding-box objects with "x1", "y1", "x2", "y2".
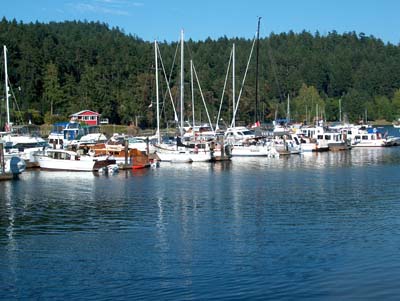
[{"x1": 8, "y1": 156, "x2": 26, "y2": 175}]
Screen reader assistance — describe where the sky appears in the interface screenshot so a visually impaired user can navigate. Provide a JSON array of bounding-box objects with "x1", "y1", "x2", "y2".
[{"x1": 2, "y1": 0, "x2": 400, "y2": 44}]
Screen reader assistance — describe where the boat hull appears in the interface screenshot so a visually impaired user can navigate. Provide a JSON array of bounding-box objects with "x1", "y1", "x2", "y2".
[
  {"x1": 230, "y1": 145, "x2": 279, "y2": 157},
  {"x1": 38, "y1": 155, "x2": 115, "y2": 171}
]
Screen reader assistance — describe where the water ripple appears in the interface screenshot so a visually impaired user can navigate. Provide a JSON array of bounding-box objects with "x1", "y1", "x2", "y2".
[{"x1": 2, "y1": 146, "x2": 400, "y2": 299}]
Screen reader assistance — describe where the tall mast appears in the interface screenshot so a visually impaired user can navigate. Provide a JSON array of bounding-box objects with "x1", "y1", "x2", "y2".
[
  {"x1": 190, "y1": 60, "x2": 195, "y2": 127},
  {"x1": 286, "y1": 93, "x2": 290, "y2": 124},
  {"x1": 154, "y1": 40, "x2": 160, "y2": 144},
  {"x1": 3, "y1": 45, "x2": 10, "y2": 128},
  {"x1": 255, "y1": 17, "x2": 261, "y2": 123},
  {"x1": 180, "y1": 29, "x2": 184, "y2": 136},
  {"x1": 232, "y1": 43, "x2": 236, "y2": 128}
]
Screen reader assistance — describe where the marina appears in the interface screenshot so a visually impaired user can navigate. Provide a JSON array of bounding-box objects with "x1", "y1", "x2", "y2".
[
  {"x1": 2, "y1": 144, "x2": 400, "y2": 299},
  {"x1": 2, "y1": 7, "x2": 400, "y2": 299}
]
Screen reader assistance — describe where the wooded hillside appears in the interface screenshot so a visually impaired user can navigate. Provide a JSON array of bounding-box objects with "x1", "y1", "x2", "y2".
[{"x1": 1, "y1": 18, "x2": 400, "y2": 128}]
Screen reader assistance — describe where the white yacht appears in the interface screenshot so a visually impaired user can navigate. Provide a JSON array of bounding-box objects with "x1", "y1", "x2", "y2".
[
  {"x1": 38, "y1": 149, "x2": 116, "y2": 171},
  {"x1": 1, "y1": 125, "x2": 48, "y2": 166},
  {"x1": 341, "y1": 125, "x2": 393, "y2": 147}
]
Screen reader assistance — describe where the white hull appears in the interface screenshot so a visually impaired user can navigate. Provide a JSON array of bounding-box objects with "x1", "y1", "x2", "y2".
[
  {"x1": 230, "y1": 144, "x2": 279, "y2": 157},
  {"x1": 189, "y1": 151, "x2": 213, "y2": 162},
  {"x1": 352, "y1": 140, "x2": 388, "y2": 147},
  {"x1": 300, "y1": 143, "x2": 316, "y2": 152},
  {"x1": 155, "y1": 144, "x2": 212, "y2": 163},
  {"x1": 156, "y1": 149, "x2": 193, "y2": 163},
  {"x1": 2, "y1": 134, "x2": 47, "y2": 163},
  {"x1": 38, "y1": 149, "x2": 115, "y2": 171},
  {"x1": 38, "y1": 157, "x2": 96, "y2": 171}
]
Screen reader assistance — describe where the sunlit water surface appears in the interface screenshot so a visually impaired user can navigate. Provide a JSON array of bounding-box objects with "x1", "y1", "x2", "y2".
[{"x1": 2, "y1": 144, "x2": 400, "y2": 300}]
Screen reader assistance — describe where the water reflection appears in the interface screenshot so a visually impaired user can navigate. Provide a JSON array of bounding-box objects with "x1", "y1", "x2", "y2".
[
  {"x1": 2, "y1": 180, "x2": 19, "y2": 297},
  {"x1": 230, "y1": 148, "x2": 400, "y2": 171},
  {"x1": 2, "y1": 146, "x2": 400, "y2": 299}
]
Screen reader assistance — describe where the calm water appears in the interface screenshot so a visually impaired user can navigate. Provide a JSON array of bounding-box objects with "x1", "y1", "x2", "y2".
[{"x1": 2, "y1": 127, "x2": 400, "y2": 300}]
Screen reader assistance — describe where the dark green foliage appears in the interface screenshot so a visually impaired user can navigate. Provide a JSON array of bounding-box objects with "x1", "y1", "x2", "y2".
[{"x1": 1, "y1": 18, "x2": 400, "y2": 127}]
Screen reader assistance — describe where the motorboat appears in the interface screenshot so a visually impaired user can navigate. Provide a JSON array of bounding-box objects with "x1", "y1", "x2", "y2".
[
  {"x1": 38, "y1": 149, "x2": 116, "y2": 171},
  {"x1": 341, "y1": 125, "x2": 394, "y2": 147}
]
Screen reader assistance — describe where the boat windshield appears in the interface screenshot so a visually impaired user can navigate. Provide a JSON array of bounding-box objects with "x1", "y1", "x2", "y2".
[{"x1": 243, "y1": 130, "x2": 255, "y2": 136}]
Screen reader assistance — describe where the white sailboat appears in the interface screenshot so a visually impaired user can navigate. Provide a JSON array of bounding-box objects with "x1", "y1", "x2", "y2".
[
  {"x1": 1, "y1": 45, "x2": 47, "y2": 166},
  {"x1": 153, "y1": 32, "x2": 215, "y2": 163},
  {"x1": 224, "y1": 21, "x2": 278, "y2": 158}
]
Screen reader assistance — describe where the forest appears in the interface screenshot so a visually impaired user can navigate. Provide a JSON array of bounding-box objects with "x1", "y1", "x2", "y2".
[{"x1": 1, "y1": 17, "x2": 400, "y2": 130}]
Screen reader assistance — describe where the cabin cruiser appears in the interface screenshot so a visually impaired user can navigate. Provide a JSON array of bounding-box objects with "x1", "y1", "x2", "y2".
[
  {"x1": 340, "y1": 125, "x2": 394, "y2": 147},
  {"x1": 1, "y1": 124, "x2": 48, "y2": 166},
  {"x1": 38, "y1": 149, "x2": 116, "y2": 171}
]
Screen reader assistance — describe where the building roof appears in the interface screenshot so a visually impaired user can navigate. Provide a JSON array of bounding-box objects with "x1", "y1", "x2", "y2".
[{"x1": 69, "y1": 110, "x2": 100, "y2": 117}]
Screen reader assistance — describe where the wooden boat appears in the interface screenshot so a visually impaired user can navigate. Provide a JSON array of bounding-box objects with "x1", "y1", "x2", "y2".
[{"x1": 88, "y1": 143, "x2": 150, "y2": 169}]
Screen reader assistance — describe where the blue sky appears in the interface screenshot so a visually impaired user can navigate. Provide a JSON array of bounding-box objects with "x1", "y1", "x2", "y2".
[{"x1": 3, "y1": 0, "x2": 400, "y2": 44}]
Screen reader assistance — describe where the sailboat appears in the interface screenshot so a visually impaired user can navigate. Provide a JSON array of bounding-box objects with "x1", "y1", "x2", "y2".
[
  {"x1": 152, "y1": 33, "x2": 193, "y2": 163},
  {"x1": 224, "y1": 20, "x2": 278, "y2": 158},
  {"x1": 153, "y1": 31, "x2": 217, "y2": 163},
  {"x1": 1, "y1": 45, "x2": 47, "y2": 167}
]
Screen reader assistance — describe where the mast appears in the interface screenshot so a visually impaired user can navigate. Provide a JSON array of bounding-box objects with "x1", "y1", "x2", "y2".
[
  {"x1": 154, "y1": 40, "x2": 160, "y2": 144},
  {"x1": 232, "y1": 43, "x2": 236, "y2": 128},
  {"x1": 3, "y1": 45, "x2": 10, "y2": 129},
  {"x1": 180, "y1": 29, "x2": 184, "y2": 136},
  {"x1": 286, "y1": 93, "x2": 290, "y2": 124},
  {"x1": 255, "y1": 17, "x2": 261, "y2": 123},
  {"x1": 190, "y1": 60, "x2": 195, "y2": 128}
]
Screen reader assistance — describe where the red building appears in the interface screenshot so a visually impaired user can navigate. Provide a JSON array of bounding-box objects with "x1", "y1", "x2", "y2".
[{"x1": 69, "y1": 110, "x2": 101, "y2": 126}]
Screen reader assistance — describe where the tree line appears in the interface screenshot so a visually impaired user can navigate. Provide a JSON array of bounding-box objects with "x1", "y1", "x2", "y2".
[{"x1": 1, "y1": 17, "x2": 400, "y2": 130}]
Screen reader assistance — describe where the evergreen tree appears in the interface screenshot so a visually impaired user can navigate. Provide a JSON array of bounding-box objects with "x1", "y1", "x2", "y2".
[
  {"x1": 1, "y1": 18, "x2": 400, "y2": 126},
  {"x1": 42, "y1": 62, "x2": 63, "y2": 115}
]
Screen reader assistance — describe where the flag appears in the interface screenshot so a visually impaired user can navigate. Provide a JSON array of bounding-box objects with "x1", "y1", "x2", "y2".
[{"x1": 251, "y1": 121, "x2": 260, "y2": 128}]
